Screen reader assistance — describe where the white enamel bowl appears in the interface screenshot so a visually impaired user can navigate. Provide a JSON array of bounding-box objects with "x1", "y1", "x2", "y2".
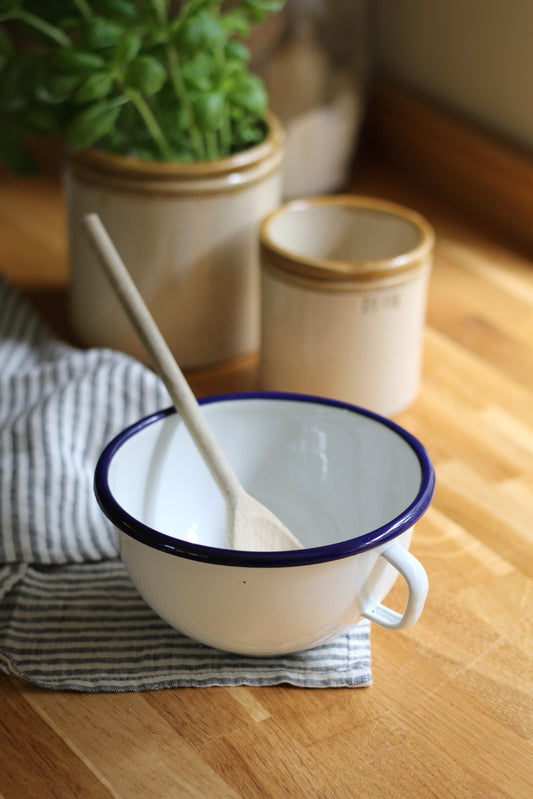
[{"x1": 94, "y1": 393, "x2": 435, "y2": 656}]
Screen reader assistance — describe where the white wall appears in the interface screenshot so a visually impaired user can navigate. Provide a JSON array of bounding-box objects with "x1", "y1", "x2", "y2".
[{"x1": 373, "y1": 0, "x2": 533, "y2": 152}]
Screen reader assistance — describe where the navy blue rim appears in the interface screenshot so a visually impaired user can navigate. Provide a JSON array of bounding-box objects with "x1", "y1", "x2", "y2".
[{"x1": 94, "y1": 391, "x2": 435, "y2": 568}]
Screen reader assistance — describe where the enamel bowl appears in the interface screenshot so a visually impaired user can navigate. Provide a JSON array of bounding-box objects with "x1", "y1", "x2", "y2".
[{"x1": 94, "y1": 393, "x2": 435, "y2": 656}]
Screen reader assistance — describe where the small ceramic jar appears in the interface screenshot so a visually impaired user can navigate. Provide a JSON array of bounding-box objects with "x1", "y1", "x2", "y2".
[{"x1": 259, "y1": 195, "x2": 435, "y2": 417}]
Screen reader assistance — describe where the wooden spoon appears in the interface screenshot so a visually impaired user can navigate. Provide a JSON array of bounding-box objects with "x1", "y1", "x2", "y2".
[{"x1": 83, "y1": 213, "x2": 302, "y2": 552}]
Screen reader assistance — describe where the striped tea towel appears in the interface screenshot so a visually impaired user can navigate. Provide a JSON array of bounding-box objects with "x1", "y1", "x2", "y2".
[{"x1": 0, "y1": 273, "x2": 372, "y2": 690}]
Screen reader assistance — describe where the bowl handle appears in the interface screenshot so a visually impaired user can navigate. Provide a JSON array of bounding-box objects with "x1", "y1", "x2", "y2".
[{"x1": 361, "y1": 542, "x2": 429, "y2": 630}]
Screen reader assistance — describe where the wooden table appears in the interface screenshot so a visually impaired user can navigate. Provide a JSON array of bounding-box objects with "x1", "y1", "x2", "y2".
[{"x1": 1, "y1": 150, "x2": 532, "y2": 798}]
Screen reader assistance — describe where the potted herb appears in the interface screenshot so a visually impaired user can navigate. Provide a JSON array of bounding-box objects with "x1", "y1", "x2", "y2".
[{"x1": 0, "y1": 0, "x2": 286, "y2": 368}]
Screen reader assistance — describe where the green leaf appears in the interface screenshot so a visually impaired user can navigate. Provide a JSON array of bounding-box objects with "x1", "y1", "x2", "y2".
[
  {"x1": 246, "y1": 0, "x2": 286, "y2": 10},
  {"x1": 180, "y1": 56, "x2": 212, "y2": 92},
  {"x1": 67, "y1": 100, "x2": 121, "y2": 149},
  {"x1": 94, "y1": 0, "x2": 138, "y2": 21},
  {"x1": 58, "y1": 15, "x2": 82, "y2": 35},
  {"x1": 36, "y1": 70, "x2": 82, "y2": 104},
  {"x1": 75, "y1": 71, "x2": 114, "y2": 103},
  {"x1": 240, "y1": 0, "x2": 286, "y2": 20},
  {"x1": 49, "y1": 49, "x2": 106, "y2": 73},
  {"x1": 156, "y1": 96, "x2": 189, "y2": 140},
  {"x1": 84, "y1": 17, "x2": 125, "y2": 49},
  {"x1": 193, "y1": 92, "x2": 225, "y2": 131},
  {"x1": 113, "y1": 31, "x2": 142, "y2": 67},
  {"x1": 231, "y1": 118, "x2": 266, "y2": 150},
  {"x1": 221, "y1": 12, "x2": 251, "y2": 38},
  {"x1": 125, "y1": 56, "x2": 166, "y2": 95},
  {"x1": 225, "y1": 41, "x2": 250, "y2": 64},
  {"x1": 0, "y1": 52, "x2": 39, "y2": 113},
  {"x1": 229, "y1": 74, "x2": 267, "y2": 116},
  {"x1": 175, "y1": 10, "x2": 225, "y2": 53}
]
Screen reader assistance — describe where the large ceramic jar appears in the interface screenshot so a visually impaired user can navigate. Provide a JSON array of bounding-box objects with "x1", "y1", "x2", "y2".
[{"x1": 64, "y1": 115, "x2": 284, "y2": 369}]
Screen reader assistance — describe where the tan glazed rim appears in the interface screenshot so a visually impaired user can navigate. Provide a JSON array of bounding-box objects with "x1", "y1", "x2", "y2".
[
  {"x1": 259, "y1": 195, "x2": 436, "y2": 283},
  {"x1": 67, "y1": 112, "x2": 284, "y2": 184}
]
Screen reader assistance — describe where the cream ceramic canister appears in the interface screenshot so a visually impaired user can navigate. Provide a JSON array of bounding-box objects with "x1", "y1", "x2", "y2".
[
  {"x1": 259, "y1": 195, "x2": 435, "y2": 417},
  {"x1": 64, "y1": 115, "x2": 284, "y2": 369}
]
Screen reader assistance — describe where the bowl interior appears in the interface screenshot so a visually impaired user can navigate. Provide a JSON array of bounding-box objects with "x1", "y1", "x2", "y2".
[{"x1": 105, "y1": 397, "x2": 424, "y2": 550}]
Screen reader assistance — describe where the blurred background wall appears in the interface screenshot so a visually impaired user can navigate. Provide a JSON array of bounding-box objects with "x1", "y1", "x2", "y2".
[{"x1": 373, "y1": 0, "x2": 533, "y2": 152}]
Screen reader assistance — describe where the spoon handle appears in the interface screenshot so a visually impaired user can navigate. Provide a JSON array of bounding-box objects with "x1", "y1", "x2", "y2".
[{"x1": 82, "y1": 213, "x2": 241, "y2": 502}]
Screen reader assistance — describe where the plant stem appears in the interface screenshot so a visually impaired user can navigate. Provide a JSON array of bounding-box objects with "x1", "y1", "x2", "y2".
[
  {"x1": 0, "y1": 10, "x2": 72, "y2": 48},
  {"x1": 73, "y1": 0, "x2": 92, "y2": 18},
  {"x1": 150, "y1": 0, "x2": 206, "y2": 159},
  {"x1": 151, "y1": 0, "x2": 168, "y2": 25},
  {"x1": 126, "y1": 90, "x2": 173, "y2": 160},
  {"x1": 211, "y1": 10, "x2": 230, "y2": 158},
  {"x1": 219, "y1": 108, "x2": 232, "y2": 157},
  {"x1": 166, "y1": 45, "x2": 206, "y2": 160}
]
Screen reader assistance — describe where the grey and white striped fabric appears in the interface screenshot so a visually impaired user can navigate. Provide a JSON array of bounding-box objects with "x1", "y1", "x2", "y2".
[{"x1": 0, "y1": 274, "x2": 372, "y2": 690}]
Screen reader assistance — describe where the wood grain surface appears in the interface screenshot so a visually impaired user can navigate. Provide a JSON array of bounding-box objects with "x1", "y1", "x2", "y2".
[{"x1": 0, "y1": 110, "x2": 532, "y2": 797}]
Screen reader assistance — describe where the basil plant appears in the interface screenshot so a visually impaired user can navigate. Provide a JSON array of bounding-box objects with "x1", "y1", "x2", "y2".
[{"x1": 0, "y1": 0, "x2": 285, "y2": 171}]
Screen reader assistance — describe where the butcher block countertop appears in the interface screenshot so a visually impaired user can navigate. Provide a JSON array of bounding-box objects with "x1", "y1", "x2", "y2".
[{"x1": 1, "y1": 117, "x2": 532, "y2": 795}]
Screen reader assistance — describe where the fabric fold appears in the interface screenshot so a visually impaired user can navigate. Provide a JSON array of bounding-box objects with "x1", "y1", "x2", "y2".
[{"x1": 0, "y1": 274, "x2": 372, "y2": 690}]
